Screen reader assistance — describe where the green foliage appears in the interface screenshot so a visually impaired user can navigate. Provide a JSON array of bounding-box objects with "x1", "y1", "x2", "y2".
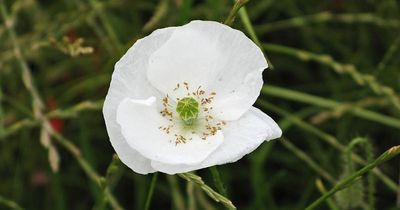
[{"x1": 1, "y1": 0, "x2": 400, "y2": 210}]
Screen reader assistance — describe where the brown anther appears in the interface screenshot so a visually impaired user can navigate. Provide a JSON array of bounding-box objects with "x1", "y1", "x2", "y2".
[
  {"x1": 183, "y1": 82, "x2": 189, "y2": 90},
  {"x1": 173, "y1": 83, "x2": 180, "y2": 91}
]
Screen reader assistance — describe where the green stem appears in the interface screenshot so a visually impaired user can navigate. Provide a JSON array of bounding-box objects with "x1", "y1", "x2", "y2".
[
  {"x1": 281, "y1": 138, "x2": 335, "y2": 183},
  {"x1": 210, "y1": 166, "x2": 228, "y2": 196},
  {"x1": 261, "y1": 85, "x2": 400, "y2": 129},
  {"x1": 238, "y1": 7, "x2": 260, "y2": 46},
  {"x1": 187, "y1": 181, "x2": 196, "y2": 210},
  {"x1": 365, "y1": 140, "x2": 375, "y2": 210},
  {"x1": 258, "y1": 100, "x2": 398, "y2": 191},
  {"x1": 2, "y1": 100, "x2": 103, "y2": 139},
  {"x1": 376, "y1": 34, "x2": 400, "y2": 76},
  {"x1": 397, "y1": 165, "x2": 400, "y2": 208},
  {"x1": 178, "y1": 173, "x2": 236, "y2": 210},
  {"x1": 0, "y1": 74, "x2": 4, "y2": 137},
  {"x1": 50, "y1": 131, "x2": 123, "y2": 210},
  {"x1": 0, "y1": 195, "x2": 24, "y2": 210},
  {"x1": 144, "y1": 173, "x2": 158, "y2": 210},
  {"x1": 315, "y1": 179, "x2": 340, "y2": 210},
  {"x1": 87, "y1": 0, "x2": 122, "y2": 51},
  {"x1": 238, "y1": 6, "x2": 273, "y2": 68},
  {"x1": 255, "y1": 12, "x2": 400, "y2": 34},
  {"x1": 305, "y1": 145, "x2": 400, "y2": 210},
  {"x1": 224, "y1": 0, "x2": 249, "y2": 26},
  {"x1": 263, "y1": 43, "x2": 400, "y2": 111},
  {"x1": 167, "y1": 176, "x2": 186, "y2": 210},
  {"x1": 0, "y1": 0, "x2": 45, "y2": 115}
]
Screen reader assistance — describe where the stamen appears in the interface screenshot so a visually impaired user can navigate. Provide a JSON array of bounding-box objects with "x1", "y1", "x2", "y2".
[{"x1": 159, "y1": 82, "x2": 226, "y2": 145}]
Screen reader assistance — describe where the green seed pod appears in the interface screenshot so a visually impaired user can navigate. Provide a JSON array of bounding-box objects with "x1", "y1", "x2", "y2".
[{"x1": 176, "y1": 97, "x2": 199, "y2": 126}]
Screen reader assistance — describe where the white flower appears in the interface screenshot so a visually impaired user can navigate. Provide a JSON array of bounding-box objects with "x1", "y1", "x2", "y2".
[{"x1": 103, "y1": 20, "x2": 282, "y2": 175}]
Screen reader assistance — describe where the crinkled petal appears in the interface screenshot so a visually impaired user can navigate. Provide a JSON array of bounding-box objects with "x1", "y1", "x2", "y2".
[
  {"x1": 151, "y1": 107, "x2": 281, "y2": 174},
  {"x1": 103, "y1": 26, "x2": 178, "y2": 174},
  {"x1": 147, "y1": 20, "x2": 267, "y2": 120},
  {"x1": 116, "y1": 97, "x2": 224, "y2": 165}
]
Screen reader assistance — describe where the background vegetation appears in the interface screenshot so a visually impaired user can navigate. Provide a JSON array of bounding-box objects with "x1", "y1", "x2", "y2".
[{"x1": 1, "y1": 0, "x2": 400, "y2": 209}]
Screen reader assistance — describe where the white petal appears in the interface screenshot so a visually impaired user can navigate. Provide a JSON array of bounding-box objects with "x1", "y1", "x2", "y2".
[
  {"x1": 151, "y1": 107, "x2": 281, "y2": 174},
  {"x1": 103, "y1": 94, "x2": 155, "y2": 174},
  {"x1": 147, "y1": 20, "x2": 267, "y2": 120},
  {"x1": 103, "y1": 26, "x2": 178, "y2": 174},
  {"x1": 116, "y1": 97, "x2": 224, "y2": 165}
]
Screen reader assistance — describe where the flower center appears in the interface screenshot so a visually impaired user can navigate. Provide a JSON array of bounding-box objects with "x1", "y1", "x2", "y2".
[
  {"x1": 176, "y1": 97, "x2": 199, "y2": 126},
  {"x1": 159, "y1": 82, "x2": 225, "y2": 145}
]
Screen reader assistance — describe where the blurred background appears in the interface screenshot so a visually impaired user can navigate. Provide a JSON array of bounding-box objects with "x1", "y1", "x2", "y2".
[{"x1": 1, "y1": 0, "x2": 400, "y2": 209}]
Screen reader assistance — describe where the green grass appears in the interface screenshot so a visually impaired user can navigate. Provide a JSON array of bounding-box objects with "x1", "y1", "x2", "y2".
[{"x1": 1, "y1": 0, "x2": 400, "y2": 209}]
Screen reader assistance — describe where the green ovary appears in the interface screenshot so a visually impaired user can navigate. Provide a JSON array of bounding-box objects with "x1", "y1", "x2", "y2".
[{"x1": 176, "y1": 97, "x2": 199, "y2": 126}]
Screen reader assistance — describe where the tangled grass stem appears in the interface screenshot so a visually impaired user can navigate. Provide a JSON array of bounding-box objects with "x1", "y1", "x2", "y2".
[
  {"x1": 258, "y1": 100, "x2": 398, "y2": 191},
  {"x1": 1, "y1": 2, "x2": 122, "y2": 208},
  {"x1": 1, "y1": 100, "x2": 103, "y2": 139},
  {"x1": 305, "y1": 145, "x2": 400, "y2": 210}
]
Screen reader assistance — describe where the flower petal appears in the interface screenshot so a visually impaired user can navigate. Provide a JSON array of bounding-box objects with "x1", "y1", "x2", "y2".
[
  {"x1": 103, "y1": 93, "x2": 155, "y2": 174},
  {"x1": 147, "y1": 20, "x2": 267, "y2": 121},
  {"x1": 116, "y1": 97, "x2": 224, "y2": 165},
  {"x1": 103, "y1": 26, "x2": 178, "y2": 174},
  {"x1": 151, "y1": 107, "x2": 281, "y2": 174}
]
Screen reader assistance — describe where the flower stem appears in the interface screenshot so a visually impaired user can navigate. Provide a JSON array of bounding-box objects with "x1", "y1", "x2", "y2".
[
  {"x1": 224, "y1": 0, "x2": 249, "y2": 26},
  {"x1": 210, "y1": 166, "x2": 228, "y2": 196},
  {"x1": 144, "y1": 173, "x2": 158, "y2": 210},
  {"x1": 305, "y1": 145, "x2": 400, "y2": 210}
]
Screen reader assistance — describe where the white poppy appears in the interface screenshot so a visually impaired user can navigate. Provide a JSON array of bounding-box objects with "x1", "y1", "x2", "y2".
[{"x1": 103, "y1": 20, "x2": 282, "y2": 175}]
